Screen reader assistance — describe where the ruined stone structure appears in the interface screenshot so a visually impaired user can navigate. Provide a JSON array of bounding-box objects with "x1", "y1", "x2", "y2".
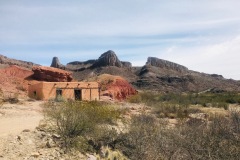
[{"x1": 28, "y1": 82, "x2": 99, "y2": 101}]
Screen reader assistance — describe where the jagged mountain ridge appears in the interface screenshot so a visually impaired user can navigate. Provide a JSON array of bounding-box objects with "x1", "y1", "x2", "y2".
[{"x1": 49, "y1": 50, "x2": 240, "y2": 93}]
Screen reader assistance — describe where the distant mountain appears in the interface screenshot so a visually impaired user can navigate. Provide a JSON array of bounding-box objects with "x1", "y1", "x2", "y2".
[{"x1": 1, "y1": 51, "x2": 240, "y2": 93}]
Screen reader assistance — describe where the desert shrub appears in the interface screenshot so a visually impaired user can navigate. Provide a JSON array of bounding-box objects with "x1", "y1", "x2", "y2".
[
  {"x1": 152, "y1": 103, "x2": 189, "y2": 119},
  {"x1": 95, "y1": 146, "x2": 128, "y2": 160},
  {"x1": 55, "y1": 95, "x2": 66, "y2": 102},
  {"x1": 127, "y1": 94, "x2": 142, "y2": 103},
  {"x1": 116, "y1": 112, "x2": 240, "y2": 160},
  {"x1": 127, "y1": 91, "x2": 156, "y2": 105},
  {"x1": 43, "y1": 101, "x2": 122, "y2": 151},
  {"x1": 3, "y1": 93, "x2": 19, "y2": 104},
  {"x1": 115, "y1": 114, "x2": 167, "y2": 159},
  {"x1": 176, "y1": 113, "x2": 240, "y2": 160},
  {"x1": 230, "y1": 109, "x2": 240, "y2": 133}
]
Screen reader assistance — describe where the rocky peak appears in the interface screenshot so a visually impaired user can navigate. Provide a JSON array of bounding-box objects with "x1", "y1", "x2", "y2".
[
  {"x1": 146, "y1": 57, "x2": 188, "y2": 73},
  {"x1": 50, "y1": 57, "x2": 65, "y2": 70},
  {"x1": 92, "y1": 50, "x2": 123, "y2": 68}
]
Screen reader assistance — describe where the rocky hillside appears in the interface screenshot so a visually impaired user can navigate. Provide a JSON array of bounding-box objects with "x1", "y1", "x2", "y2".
[
  {"x1": 0, "y1": 54, "x2": 38, "y2": 69},
  {"x1": 50, "y1": 50, "x2": 240, "y2": 93}
]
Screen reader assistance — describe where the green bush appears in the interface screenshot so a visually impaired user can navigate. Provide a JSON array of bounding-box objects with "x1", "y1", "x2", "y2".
[{"x1": 43, "y1": 101, "x2": 121, "y2": 151}]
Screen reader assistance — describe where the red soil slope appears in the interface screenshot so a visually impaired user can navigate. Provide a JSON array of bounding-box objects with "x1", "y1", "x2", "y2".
[
  {"x1": 0, "y1": 65, "x2": 38, "y2": 98},
  {"x1": 92, "y1": 74, "x2": 137, "y2": 100}
]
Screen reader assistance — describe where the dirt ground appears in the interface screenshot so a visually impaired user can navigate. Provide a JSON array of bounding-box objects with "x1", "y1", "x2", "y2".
[
  {"x1": 0, "y1": 100, "x2": 43, "y2": 137},
  {"x1": 0, "y1": 100, "x2": 90, "y2": 159},
  {"x1": 0, "y1": 100, "x2": 44, "y2": 159}
]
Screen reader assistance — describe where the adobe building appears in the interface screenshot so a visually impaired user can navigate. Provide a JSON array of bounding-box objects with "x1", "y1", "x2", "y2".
[{"x1": 28, "y1": 82, "x2": 100, "y2": 101}]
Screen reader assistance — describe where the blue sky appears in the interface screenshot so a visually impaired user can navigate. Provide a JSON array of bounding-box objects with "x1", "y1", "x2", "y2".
[{"x1": 1, "y1": 0, "x2": 240, "y2": 79}]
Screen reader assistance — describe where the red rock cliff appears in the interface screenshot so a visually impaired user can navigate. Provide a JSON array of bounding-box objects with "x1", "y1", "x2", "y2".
[{"x1": 32, "y1": 66, "x2": 73, "y2": 82}]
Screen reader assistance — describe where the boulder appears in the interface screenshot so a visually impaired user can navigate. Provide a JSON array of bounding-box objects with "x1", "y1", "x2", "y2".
[
  {"x1": 92, "y1": 50, "x2": 122, "y2": 68},
  {"x1": 146, "y1": 57, "x2": 188, "y2": 73},
  {"x1": 50, "y1": 57, "x2": 65, "y2": 70},
  {"x1": 32, "y1": 66, "x2": 73, "y2": 82}
]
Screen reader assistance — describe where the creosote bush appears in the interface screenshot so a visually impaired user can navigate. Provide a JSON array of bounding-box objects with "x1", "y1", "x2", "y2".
[
  {"x1": 116, "y1": 112, "x2": 240, "y2": 160},
  {"x1": 43, "y1": 100, "x2": 122, "y2": 152}
]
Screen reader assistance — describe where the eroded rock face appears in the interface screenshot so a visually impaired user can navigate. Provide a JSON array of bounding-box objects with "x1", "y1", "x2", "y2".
[
  {"x1": 32, "y1": 66, "x2": 73, "y2": 82},
  {"x1": 0, "y1": 54, "x2": 38, "y2": 69},
  {"x1": 92, "y1": 50, "x2": 123, "y2": 68},
  {"x1": 146, "y1": 57, "x2": 188, "y2": 73},
  {"x1": 50, "y1": 57, "x2": 65, "y2": 70},
  {"x1": 95, "y1": 74, "x2": 137, "y2": 100},
  {"x1": 121, "y1": 61, "x2": 132, "y2": 68},
  {"x1": 0, "y1": 65, "x2": 33, "y2": 79},
  {"x1": 0, "y1": 65, "x2": 35, "y2": 97}
]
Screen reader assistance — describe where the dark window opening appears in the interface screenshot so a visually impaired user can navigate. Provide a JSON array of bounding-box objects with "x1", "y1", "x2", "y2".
[
  {"x1": 74, "y1": 89, "x2": 82, "y2": 100},
  {"x1": 33, "y1": 91, "x2": 37, "y2": 96},
  {"x1": 56, "y1": 89, "x2": 62, "y2": 97}
]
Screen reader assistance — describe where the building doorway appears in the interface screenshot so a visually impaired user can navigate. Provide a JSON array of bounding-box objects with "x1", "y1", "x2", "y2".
[{"x1": 74, "y1": 89, "x2": 82, "y2": 100}]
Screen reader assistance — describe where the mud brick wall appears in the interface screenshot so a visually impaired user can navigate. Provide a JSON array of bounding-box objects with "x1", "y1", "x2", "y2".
[{"x1": 28, "y1": 82, "x2": 99, "y2": 101}]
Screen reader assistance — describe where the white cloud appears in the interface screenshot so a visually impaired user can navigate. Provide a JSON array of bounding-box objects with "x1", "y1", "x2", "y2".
[
  {"x1": 160, "y1": 36, "x2": 240, "y2": 79},
  {"x1": 1, "y1": 0, "x2": 240, "y2": 79}
]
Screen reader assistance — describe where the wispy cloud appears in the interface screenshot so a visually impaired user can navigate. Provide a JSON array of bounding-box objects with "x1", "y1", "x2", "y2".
[{"x1": 0, "y1": 0, "x2": 240, "y2": 79}]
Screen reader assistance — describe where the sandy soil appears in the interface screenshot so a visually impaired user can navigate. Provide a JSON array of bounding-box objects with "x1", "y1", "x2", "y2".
[{"x1": 0, "y1": 100, "x2": 43, "y2": 137}]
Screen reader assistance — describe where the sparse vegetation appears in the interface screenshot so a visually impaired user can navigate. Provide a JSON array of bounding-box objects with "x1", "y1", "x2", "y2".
[
  {"x1": 43, "y1": 100, "x2": 122, "y2": 152},
  {"x1": 115, "y1": 111, "x2": 240, "y2": 160},
  {"x1": 3, "y1": 93, "x2": 20, "y2": 104},
  {"x1": 42, "y1": 92, "x2": 240, "y2": 159},
  {"x1": 129, "y1": 92, "x2": 240, "y2": 108},
  {"x1": 128, "y1": 92, "x2": 240, "y2": 118}
]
